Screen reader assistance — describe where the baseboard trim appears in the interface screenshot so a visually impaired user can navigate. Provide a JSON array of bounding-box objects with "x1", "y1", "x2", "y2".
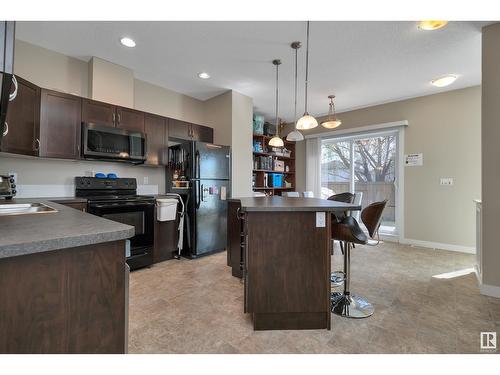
[
  {"x1": 480, "y1": 283, "x2": 500, "y2": 298},
  {"x1": 400, "y1": 238, "x2": 476, "y2": 254}
]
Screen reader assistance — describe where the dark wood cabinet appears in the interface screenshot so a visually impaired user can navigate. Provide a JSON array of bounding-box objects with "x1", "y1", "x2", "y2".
[
  {"x1": 169, "y1": 119, "x2": 214, "y2": 143},
  {"x1": 145, "y1": 114, "x2": 167, "y2": 166},
  {"x1": 116, "y1": 107, "x2": 144, "y2": 132},
  {"x1": 168, "y1": 118, "x2": 191, "y2": 140},
  {"x1": 2, "y1": 77, "x2": 40, "y2": 156},
  {"x1": 3, "y1": 75, "x2": 215, "y2": 162},
  {"x1": 191, "y1": 123, "x2": 214, "y2": 143},
  {"x1": 81, "y1": 98, "x2": 115, "y2": 127},
  {"x1": 39, "y1": 89, "x2": 82, "y2": 160}
]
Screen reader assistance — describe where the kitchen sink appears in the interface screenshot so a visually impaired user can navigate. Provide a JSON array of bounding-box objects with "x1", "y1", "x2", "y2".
[{"x1": 0, "y1": 203, "x2": 58, "y2": 216}]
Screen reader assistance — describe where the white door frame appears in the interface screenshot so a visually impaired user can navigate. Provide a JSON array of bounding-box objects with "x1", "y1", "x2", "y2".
[{"x1": 320, "y1": 126, "x2": 406, "y2": 242}]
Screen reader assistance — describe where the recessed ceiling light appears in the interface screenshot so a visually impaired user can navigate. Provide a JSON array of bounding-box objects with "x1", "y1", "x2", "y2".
[
  {"x1": 120, "y1": 37, "x2": 136, "y2": 48},
  {"x1": 198, "y1": 72, "x2": 210, "y2": 79},
  {"x1": 418, "y1": 21, "x2": 448, "y2": 31},
  {"x1": 431, "y1": 75, "x2": 457, "y2": 87}
]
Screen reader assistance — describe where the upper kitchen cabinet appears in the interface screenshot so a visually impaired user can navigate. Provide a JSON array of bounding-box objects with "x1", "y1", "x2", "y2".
[
  {"x1": 39, "y1": 89, "x2": 82, "y2": 160},
  {"x1": 81, "y1": 98, "x2": 115, "y2": 127},
  {"x1": 168, "y1": 118, "x2": 191, "y2": 140},
  {"x1": 191, "y1": 124, "x2": 213, "y2": 143},
  {"x1": 2, "y1": 76, "x2": 40, "y2": 156},
  {"x1": 169, "y1": 118, "x2": 213, "y2": 143},
  {"x1": 116, "y1": 107, "x2": 145, "y2": 133},
  {"x1": 144, "y1": 114, "x2": 168, "y2": 166}
]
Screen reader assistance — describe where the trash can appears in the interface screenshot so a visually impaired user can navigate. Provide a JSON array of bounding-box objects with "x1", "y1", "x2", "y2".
[{"x1": 156, "y1": 198, "x2": 178, "y2": 221}]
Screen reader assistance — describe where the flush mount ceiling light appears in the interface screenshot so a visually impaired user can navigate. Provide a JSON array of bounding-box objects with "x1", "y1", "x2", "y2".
[
  {"x1": 321, "y1": 95, "x2": 342, "y2": 129},
  {"x1": 269, "y1": 59, "x2": 285, "y2": 148},
  {"x1": 418, "y1": 21, "x2": 448, "y2": 31},
  {"x1": 431, "y1": 74, "x2": 457, "y2": 87},
  {"x1": 287, "y1": 41, "x2": 304, "y2": 142},
  {"x1": 296, "y1": 21, "x2": 318, "y2": 130},
  {"x1": 198, "y1": 72, "x2": 210, "y2": 79},
  {"x1": 120, "y1": 37, "x2": 136, "y2": 48}
]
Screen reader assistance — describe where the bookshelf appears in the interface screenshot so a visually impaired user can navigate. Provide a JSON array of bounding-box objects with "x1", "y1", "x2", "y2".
[{"x1": 252, "y1": 134, "x2": 296, "y2": 196}]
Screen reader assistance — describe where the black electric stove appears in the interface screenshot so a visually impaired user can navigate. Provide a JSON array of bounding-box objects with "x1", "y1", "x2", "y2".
[{"x1": 75, "y1": 177, "x2": 155, "y2": 270}]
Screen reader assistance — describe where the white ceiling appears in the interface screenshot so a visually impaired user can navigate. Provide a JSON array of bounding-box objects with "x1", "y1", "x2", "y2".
[{"x1": 16, "y1": 21, "x2": 486, "y2": 122}]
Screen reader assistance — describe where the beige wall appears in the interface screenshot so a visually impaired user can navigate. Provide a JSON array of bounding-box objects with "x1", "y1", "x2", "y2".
[
  {"x1": 89, "y1": 57, "x2": 134, "y2": 107},
  {"x1": 231, "y1": 91, "x2": 253, "y2": 198},
  {"x1": 286, "y1": 86, "x2": 481, "y2": 249},
  {"x1": 135, "y1": 79, "x2": 205, "y2": 125},
  {"x1": 481, "y1": 23, "x2": 500, "y2": 289},
  {"x1": 203, "y1": 91, "x2": 232, "y2": 146},
  {"x1": 14, "y1": 39, "x2": 89, "y2": 97}
]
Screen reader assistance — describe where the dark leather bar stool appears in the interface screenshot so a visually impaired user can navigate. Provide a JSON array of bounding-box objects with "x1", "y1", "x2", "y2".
[
  {"x1": 331, "y1": 200, "x2": 387, "y2": 318},
  {"x1": 327, "y1": 192, "x2": 355, "y2": 287}
]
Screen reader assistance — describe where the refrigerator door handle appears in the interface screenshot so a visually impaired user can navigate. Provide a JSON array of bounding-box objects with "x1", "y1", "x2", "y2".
[
  {"x1": 195, "y1": 149, "x2": 200, "y2": 179},
  {"x1": 196, "y1": 180, "x2": 201, "y2": 209}
]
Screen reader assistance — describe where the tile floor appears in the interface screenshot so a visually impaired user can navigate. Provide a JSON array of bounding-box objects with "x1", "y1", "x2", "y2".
[{"x1": 128, "y1": 242, "x2": 500, "y2": 354}]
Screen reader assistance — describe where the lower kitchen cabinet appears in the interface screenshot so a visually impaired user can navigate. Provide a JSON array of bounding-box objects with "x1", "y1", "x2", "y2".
[
  {"x1": 2, "y1": 76, "x2": 40, "y2": 156},
  {"x1": 144, "y1": 114, "x2": 168, "y2": 166},
  {"x1": 39, "y1": 89, "x2": 82, "y2": 160}
]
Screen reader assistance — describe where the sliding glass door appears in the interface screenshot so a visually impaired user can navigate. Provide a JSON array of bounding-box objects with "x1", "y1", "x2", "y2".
[{"x1": 321, "y1": 131, "x2": 399, "y2": 236}]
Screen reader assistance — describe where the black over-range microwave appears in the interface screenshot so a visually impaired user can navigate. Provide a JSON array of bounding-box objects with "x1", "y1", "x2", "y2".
[{"x1": 82, "y1": 122, "x2": 147, "y2": 164}]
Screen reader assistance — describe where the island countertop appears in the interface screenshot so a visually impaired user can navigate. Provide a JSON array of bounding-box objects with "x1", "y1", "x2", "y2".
[
  {"x1": 0, "y1": 199, "x2": 134, "y2": 259},
  {"x1": 232, "y1": 196, "x2": 361, "y2": 212}
]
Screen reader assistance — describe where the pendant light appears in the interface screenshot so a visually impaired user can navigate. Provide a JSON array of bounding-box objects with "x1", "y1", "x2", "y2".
[
  {"x1": 321, "y1": 95, "x2": 342, "y2": 129},
  {"x1": 286, "y1": 41, "x2": 305, "y2": 142},
  {"x1": 296, "y1": 21, "x2": 318, "y2": 130},
  {"x1": 269, "y1": 59, "x2": 284, "y2": 147}
]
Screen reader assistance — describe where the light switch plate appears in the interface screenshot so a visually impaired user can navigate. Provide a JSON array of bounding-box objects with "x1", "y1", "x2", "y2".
[
  {"x1": 440, "y1": 178, "x2": 454, "y2": 186},
  {"x1": 316, "y1": 212, "x2": 326, "y2": 227},
  {"x1": 143, "y1": 176, "x2": 149, "y2": 184}
]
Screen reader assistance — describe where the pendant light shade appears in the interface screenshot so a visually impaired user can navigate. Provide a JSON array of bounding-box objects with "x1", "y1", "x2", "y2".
[
  {"x1": 286, "y1": 130, "x2": 304, "y2": 141},
  {"x1": 296, "y1": 21, "x2": 318, "y2": 130},
  {"x1": 287, "y1": 41, "x2": 304, "y2": 142},
  {"x1": 321, "y1": 94, "x2": 342, "y2": 129},
  {"x1": 269, "y1": 59, "x2": 284, "y2": 148}
]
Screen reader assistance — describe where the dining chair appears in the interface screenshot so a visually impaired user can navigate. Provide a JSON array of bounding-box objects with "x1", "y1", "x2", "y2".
[{"x1": 303, "y1": 191, "x2": 314, "y2": 198}]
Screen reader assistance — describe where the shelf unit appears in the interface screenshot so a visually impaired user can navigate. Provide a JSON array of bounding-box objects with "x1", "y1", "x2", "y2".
[{"x1": 252, "y1": 134, "x2": 296, "y2": 196}]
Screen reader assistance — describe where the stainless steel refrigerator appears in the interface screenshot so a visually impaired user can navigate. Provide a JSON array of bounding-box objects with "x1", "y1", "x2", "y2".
[{"x1": 167, "y1": 140, "x2": 231, "y2": 258}]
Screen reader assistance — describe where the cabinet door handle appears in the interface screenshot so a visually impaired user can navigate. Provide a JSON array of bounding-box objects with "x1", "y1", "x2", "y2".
[
  {"x1": 112, "y1": 112, "x2": 116, "y2": 124},
  {"x1": 2, "y1": 122, "x2": 8, "y2": 136},
  {"x1": 9, "y1": 76, "x2": 18, "y2": 102},
  {"x1": 34, "y1": 138, "x2": 40, "y2": 151},
  {"x1": 117, "y1": 113, "x2": 121, "y2": 124}
]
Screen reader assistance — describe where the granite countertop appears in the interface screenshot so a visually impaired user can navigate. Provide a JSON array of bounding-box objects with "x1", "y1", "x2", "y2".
[
  {"x1": 0, "y1": 199, "x2": 135, "y2": 259},
  {"x1": 233, "y1": 196, "x2": 362, "y2": 212}
]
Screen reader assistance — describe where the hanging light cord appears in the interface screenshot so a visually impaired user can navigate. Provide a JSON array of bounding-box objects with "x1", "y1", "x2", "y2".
[
  {"x1": 294, "y1": 45, "x2": 298, "y2": 125},
  {"x1": 275, "y1": 61, "x2": 279, "y2": 136},
  {"x1": 304, "y1": 21, "x2": 310, "y2": 114}
]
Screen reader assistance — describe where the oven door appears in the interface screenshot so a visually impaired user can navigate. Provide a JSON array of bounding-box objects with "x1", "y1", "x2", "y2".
[{"x1": 88, "y1": 200, "x2": 155, "y2": 256}]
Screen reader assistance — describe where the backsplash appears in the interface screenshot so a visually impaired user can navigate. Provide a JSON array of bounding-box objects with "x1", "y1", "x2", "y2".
[{"x1": 0, "y1": 154, "x2": 165, "y2": 197}]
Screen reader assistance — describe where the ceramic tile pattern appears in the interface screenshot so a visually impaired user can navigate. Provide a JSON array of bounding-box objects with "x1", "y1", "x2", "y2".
[{"x1": 128, "y1": 242, "x2": 500, "y2": 354}]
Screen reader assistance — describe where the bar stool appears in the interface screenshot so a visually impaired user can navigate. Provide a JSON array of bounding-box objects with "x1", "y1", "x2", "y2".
[
  {"x1": 331, "y1": 200, "x2": 387, "y2": 318},
  {"x1": 327, "y1": 192, "x2": 355, "y2": 287}
]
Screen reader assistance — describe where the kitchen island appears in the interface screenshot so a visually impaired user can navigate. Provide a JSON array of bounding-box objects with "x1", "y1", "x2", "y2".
[
  {"x1": 0, "y1": 199, "x2": 134, "y2": 353},
  {"x1": 228, "y1": 196, "x2": 361, "y2": 330}
]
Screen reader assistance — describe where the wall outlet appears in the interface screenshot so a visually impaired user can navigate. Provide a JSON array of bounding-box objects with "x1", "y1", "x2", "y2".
[
  {"x1": 316, "y1": 212, "x2": 326, "y2": 227},
  {"x1": 8, "y1": 172, "x2": 17, "y2": 184},
  {"x1": 143, "y1": 176, "x2": 149, "y2": 185},
  {"x1": 85, "y1": 170, "x2": 95, "y2": 177},
  {"x1": 440, "y1": 178, "x2": 454, "y2": 186}
]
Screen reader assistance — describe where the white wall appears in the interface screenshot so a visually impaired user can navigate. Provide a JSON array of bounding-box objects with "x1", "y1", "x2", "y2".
[
  {"x1": 89, "y1": 57, "x2": 134, "y2": 107},
  {"x1": 286, "y1": 86, "x2": 481, "y2": 250}
]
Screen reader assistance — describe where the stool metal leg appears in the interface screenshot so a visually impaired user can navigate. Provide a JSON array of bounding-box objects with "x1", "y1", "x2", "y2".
[
  {"x1": 331, "y1": 241, "x2": 374, "y2": 318},
  {"x1": 330, "y1": 240, "x2": 345, "y2": 287}
]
